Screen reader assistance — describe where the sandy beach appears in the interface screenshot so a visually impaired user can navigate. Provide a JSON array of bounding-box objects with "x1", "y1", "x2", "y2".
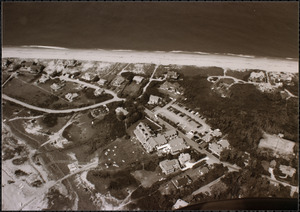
[{"x1": 2, "y1": 47, "x2": 298, "y2": 73}]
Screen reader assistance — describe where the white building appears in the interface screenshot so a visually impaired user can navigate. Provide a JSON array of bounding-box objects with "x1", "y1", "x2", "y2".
[
  {"x1": 50, "y1": 83, "x2": 64, "y2": 91},
  {"x1": 94, "y1": 88, "x2": 105, "y2": 96},
  {"x1": 178, "y1": 153, "x2": 191, "y2": 166},
  {"x1": 38, "y1": 74, "x2": 50, "y2": 83},
  {"x1": 65, "y1": 93, "x2": 79, "y2": 102},
  {"x1": 81, "y1": 72, "x2": 97, "y2": 81},
  {"x1": 132, "y1": 76, "x2": 144, "y2": 84},
  {"x1": 148, "y1": 95, "x2": 162, "y2": 105},
  {"x1": 97, "y1": 78, "x2": 107, "y2": 86},
  {"x1": 115, "y1": 107, "x2": 129, "y2": 116}
]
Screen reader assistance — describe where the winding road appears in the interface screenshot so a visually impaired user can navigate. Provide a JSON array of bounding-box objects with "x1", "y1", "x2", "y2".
[{"x1": 2, "y1": 76, "x2": 125, "y2": 114}]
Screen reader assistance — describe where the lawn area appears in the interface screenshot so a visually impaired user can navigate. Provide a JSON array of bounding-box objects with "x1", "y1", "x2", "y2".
[
  {"x1": 176, "y1": 66, "x2": 224, "y2": 77},
  {"x1": 3, "y1": 77, "x2": 64, "y2": 109},
  {"x1": 132, "y1": 170, "x2": 162, "y2": 188},
  {"x1": 122, "y1": 82, "x2": 142, "y2": 98},
  {"x1": 225, "y1": 69, "x2": 253, "y2": 81}
]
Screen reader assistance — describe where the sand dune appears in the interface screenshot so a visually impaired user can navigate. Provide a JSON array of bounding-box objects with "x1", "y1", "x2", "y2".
[{"x1": 2, "y1": 47, "x2": 298, "y2": 73}]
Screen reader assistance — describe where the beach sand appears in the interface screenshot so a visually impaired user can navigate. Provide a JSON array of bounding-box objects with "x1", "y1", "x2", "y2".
[{"x1": 2, "y1": 47, "x2": 298, "y2": 73}]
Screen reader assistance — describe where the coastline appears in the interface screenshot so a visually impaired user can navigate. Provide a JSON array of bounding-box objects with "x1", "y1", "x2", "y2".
[{"x1": 2, "y1": 46, "x2": 298, "y2": 73}]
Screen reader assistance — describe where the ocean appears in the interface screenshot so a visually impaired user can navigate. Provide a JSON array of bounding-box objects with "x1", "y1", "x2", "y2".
[{"x1": 2, "y1": 2, "x2": 299, "y2": 59}]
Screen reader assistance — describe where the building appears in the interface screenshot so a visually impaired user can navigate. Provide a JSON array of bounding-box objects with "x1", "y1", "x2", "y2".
[
  {"x1": 97, "y1": 79, "x2": 107, "y2": 86},
  {"x1": 115, "y1": 107, "x2": 129, "y2": 116},
  {"x1": 212, "y1": 129, "x2": 222, "y2": 138},
  {"x1": 94, "y1": 88, "x2": 105, "y2": 96},
  {"x1": 65, "y1": 93, "x2": 79, "y2": 102},
  {"x1": 279, "y1": 165, "x2": 296, "y2": 177},
  {"x1": 172, "y1": 199, "x2": 189, "y2": 210},
  {"x1": 112, "y1": 75, "x2": 125, "y2": 86},
  {"x1": 248, "y1": 71, "x2": 266, "y2": 83},
  {"x1": 81, "y1": 72, "x2": 97, "y2": 81},
  {"x1": 218, "y1": 139, "x2": 230, "y2": 149},
  {"x1": 159, "y1": 159, "x2": 180, "y2": 175},
  {"x1": 148, "y1": 95, "x2": 162, "y2": 105},
  {"x1": 172, "y1": 175, "x2": 192, "y2": 189},
  {"x1": 202, "y1": 133, "x2": 213, "y2": 143},
  {"x1": 38, "y1": 74, "x2": 50, "y2": 83},
  {"x1": 160, "y1": 81, "x2": 183, "y2": 95},
  {"x1": 134, "y1": 122, "x2": 153, "y2": 143},
  {"x1": 178, "y1": 153, "x2": 191, "y2": 166},
  {"x1": 132, "y1": 76, "x2": 144, "y2": 84},
  {"x1": 169, "y1": 138, "x2": 189, "y2": 155},
  {"x1": 208, "y1": 140, "x2": 230, "y2": 157},
  {"x1": 50, "y1": 83, "x2": 64, "y2": 91},
  {"x1": 167, "y1": 70, "x2": 179, "y2": 79}
]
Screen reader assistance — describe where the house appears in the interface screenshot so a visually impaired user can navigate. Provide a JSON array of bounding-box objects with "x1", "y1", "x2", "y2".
[
  {"x1": 81, "y1": 72, "x2": 97, "y2": 81},
  {"x1": 68, "y1": 162, "x2": 79, "y2": 172},
  {"x1": 279, "y1": 165, "x2": 296, "y2": 177},
  {"x1": 172, "y1": 199, "x2": 189, "y2": 210},
  {"x1": 112, "y1": 75, "x2": 125, "y2": 86},
  {"x1": 218, "y1": 139, "x2": 230, "y2": 149},
  {"x1": 115, "y1": 107, "x2": 129, "y2": 116},
  {"x1": 38, "y1": 74, "x2": 50, "y2": 83},
  {"x1": 148, "y1": 95, "x2": 162, "y2": 105},
  {"x1": 65, "y1": 93, "x2": 79, "y2": 102},
  {"x1": 160, "y1": 81, "x2": 183, "y2": 95},
  {"x1": 212, "y1": 129, "x2": 222, "y2": 138},
  {"x1": 178, "y1": 153, "x2": 191, "y2": 166},
  {"x1": 159, "y1": 159, "x2": 181, "y2": 175},
  {"x1": 94, "y1": 88, "x2": 105, "y2": 96},
  {"x1": 202, "y1": 133, "x2": 213, "y2": 143},
  {"x1": 199, "y1": 167, "x2": 209, "y2": 175},
  {"x1": 50, "y1": 83, "x2": 64, "y2": 91},
  {"x1": 248, "y1": 71, "x2": 266, "y2": 83},
  {"x1": 169, "y1": 137, "x2": 188, "y2": 155},
  {"x1": 132, "y1": 76, "x2": 144, "y2": 84},
  {"x1": 167, "y1": 70, "x2": 179, "y2": 79},
  {"x1": 172, "y1": 175, "x2": 192, "y2": 189},
  {"x1": 97, "y1": 79, "x2": 107, "y2": 86}
]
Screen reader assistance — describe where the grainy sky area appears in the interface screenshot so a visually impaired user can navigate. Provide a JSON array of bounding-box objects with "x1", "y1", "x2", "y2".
[{"x1": 2, "y1": 2, "x2": 299, "y2": 58}]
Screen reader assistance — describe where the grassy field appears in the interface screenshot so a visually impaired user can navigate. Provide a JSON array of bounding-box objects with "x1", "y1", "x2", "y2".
[
  {"x1": 121, "y1": 82, "x2": 142, "y2": 98},
  {"x1": 132, "y1": 170, "x2": 162, "y2": 188},
  {"x1": 225, "y1": 69, "x2": 253, "y2": 81}
]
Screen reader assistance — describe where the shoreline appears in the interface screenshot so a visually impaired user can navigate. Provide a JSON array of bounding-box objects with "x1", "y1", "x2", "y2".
[{"x1": 2, "y1": 46, "x2": 298, "y2": 73}]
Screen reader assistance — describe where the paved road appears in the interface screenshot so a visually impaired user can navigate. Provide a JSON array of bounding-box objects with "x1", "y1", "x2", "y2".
[
  {"x1": 3, "y1": 94, "x2": 122, "y2": 114},
  {"x1": 3, "y1": 76, "x2": 125, "y2": 114}
]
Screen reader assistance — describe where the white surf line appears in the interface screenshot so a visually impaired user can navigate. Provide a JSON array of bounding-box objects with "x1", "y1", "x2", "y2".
[{"x1": 3, "y1": 47, "x2": 298, "y2": 73}]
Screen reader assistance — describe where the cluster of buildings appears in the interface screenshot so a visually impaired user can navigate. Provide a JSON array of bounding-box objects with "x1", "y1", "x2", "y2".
[
  {"x1": 248, "y1": 71, "x2": 267, "y2": 83},
  {"x1": 134, "y1": 122, "x2": 189, "y2": 155}
]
